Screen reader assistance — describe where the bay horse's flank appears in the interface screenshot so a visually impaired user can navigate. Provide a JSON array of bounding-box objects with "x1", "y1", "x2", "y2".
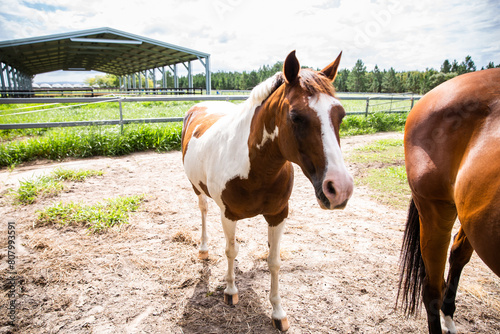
[
  {"x1": 181, "y1": 51, "x2": 353, "y2": 330},
  {"x1": 398, "y1": 68, "x2": 500, "y2": 334}
]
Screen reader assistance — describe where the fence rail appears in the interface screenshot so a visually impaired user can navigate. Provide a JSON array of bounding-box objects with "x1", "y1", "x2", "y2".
[{"x1": 0, "y1": 94, "x2": 420, "y2": 131}]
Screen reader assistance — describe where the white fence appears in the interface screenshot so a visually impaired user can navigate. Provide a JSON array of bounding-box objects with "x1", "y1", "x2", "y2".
[{"x1": 0, "y1": 94, "x2": 420, "y2": 131}]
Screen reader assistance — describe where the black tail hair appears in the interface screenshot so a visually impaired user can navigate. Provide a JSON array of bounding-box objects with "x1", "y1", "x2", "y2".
[{"x1": 396, "y1": 197, "x2": 426, "y2": 315}]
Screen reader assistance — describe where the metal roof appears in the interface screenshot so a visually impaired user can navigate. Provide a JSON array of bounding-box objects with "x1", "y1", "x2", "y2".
[{"x1": 0, "y1": 27, "x2": 210, "y2": 76}]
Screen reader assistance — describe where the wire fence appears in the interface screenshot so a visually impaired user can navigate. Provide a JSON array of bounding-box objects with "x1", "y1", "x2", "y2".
[{"x1": 0, "y1": 93, "x2": 421, "y2": 131}]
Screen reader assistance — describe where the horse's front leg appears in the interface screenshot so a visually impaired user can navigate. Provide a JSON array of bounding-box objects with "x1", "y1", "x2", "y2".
[
  {"x1": 267, "y1": 220, "x2": 289, "y2": 331},
  {"x1": 198, "y1": 194, "x2": 209, "y2": 260},
  {"x1": 221, "y1": 215, "x2": 239, "y2": 305}
]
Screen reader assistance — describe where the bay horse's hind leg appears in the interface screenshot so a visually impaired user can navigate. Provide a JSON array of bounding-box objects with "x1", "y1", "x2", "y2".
[
  {"x1": 198, "y1": 194, "x2": 209, "y2": 260},
  {"x1": 267, "y1": 220, "x2": 289, "y2": 331},
  {"x1": 441, "y1": 227, "x2": 473, "y2": 334},
  {"x1": 416, "y1": 198, "x2": 457, "y2": 334},
  {"x1": 221, "y1": 215, "x2": 239, "y2": 305}
]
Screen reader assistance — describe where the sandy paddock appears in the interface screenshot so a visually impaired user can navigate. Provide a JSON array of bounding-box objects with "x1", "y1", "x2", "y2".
[{"x1": 0, "y1": 132, "x2": 499, "y2": 333}]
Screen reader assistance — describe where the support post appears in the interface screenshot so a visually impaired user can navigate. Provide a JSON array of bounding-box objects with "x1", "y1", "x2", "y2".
[
  {"x1": 204, "y1": 56, "x2": 211, "y2": 95},
  {"x1": 150, "y1": 68, "x2": 156, "y2": 93},
  {"x1": 161, "y1": 66, "x2": 167, "y2": 90},
  {"x1": 365, "y1": 97, "x2": 370, "y2": 117},
  {"x1": 6, "y1": 65, "x2": 12, "y2": 91},
  {"x1": 173, "y1": 64, "x2": 178, "y2": 89},
  {"x1": 119, "y1": 98, "x2": 124, "y2": 134},
  {"x1": 187, "y1": 62, "x2": 193, "y2": 91},
  {"x1": 0, "y1": 62, "x2": 6, "y2": 97}
]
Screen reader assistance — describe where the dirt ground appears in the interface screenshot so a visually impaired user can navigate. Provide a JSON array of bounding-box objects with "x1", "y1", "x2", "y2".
[{"x1": 0, "y1": 132, "x2": 499, "y2": 333}]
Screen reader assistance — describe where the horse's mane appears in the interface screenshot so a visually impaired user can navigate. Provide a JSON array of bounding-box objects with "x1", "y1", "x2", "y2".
[
  {"x1": 247, "y1": 72, "x2": 285, "y2": 107},
  {"x1": 246, "y1": 69, "x2": 335, "y2": 109}
]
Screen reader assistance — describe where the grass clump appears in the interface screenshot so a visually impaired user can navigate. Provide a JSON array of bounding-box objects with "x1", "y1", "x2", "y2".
[
  {"x1": 11, "y1": 168, "x2": 103, "y2": 204},
  {"x1": 36, "y1": 195, "x2": 145, "y2": 233},
  {"x1": 349, "y1": 138, "x2": 410, "y2": 209},
  {"x1": 15, "y1": 176, "x2": 64, "y2": 204},
  {"x1": 51, "y1": 168, "x2": 103, "y2": 181},
  {"x1": 363, "y1": 166, "x2": 409, "y2": 209},
  {"x1": 350, "y1": 138, "x2": 405, "y2": 164}
]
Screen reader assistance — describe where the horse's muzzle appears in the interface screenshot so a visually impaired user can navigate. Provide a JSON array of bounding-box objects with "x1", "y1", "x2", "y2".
[{"x1": 315, "y1": 173, "x2": 353, "y2": 210}]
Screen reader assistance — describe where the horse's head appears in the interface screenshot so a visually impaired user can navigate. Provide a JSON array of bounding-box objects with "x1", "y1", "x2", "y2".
[{"x1": 277, "y1": 51, "x2": 353, "y2": 210}]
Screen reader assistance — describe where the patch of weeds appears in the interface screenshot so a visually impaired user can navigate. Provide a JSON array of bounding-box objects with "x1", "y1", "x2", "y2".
[
  {"x1": 363, "y1": 166, "x2": 410, "y2": 210},
  {"x1": 10, "y1": 168, "x2": 103, "y2": 204},
  {"x1": 36, "y1": 194, "x2": 145, "y2": 233},
  {"x1": 15, "y1": 176, "x2": 64, "y2": 204},
  {"x1": 51, "y1": 168, "x2": 103, "y2": 181},
  {"x1": 350, "y1": 138, "x2": 410, "y2": 209},
  {"x1": 349, "y1": 138, "x2": 404, "y2": 164}
]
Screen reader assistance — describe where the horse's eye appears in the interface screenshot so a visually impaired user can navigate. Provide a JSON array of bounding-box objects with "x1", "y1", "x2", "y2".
[{"x1": 290, "y1": 112, "x2": 306, "y2": 125}]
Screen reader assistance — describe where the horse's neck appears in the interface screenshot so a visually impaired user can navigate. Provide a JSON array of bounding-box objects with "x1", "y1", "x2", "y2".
[{"x1": 247, "y1": 93, "x2": 287, "y2": 172}]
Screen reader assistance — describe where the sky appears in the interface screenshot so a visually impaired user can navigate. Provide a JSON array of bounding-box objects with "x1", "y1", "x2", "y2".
[{"x1": 0, "y1": 0, "x2": 499, "y2": 83}]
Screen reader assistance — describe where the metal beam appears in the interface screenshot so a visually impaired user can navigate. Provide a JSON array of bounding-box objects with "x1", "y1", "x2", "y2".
[
  {"x1": 0, "y1": 117, "x2": 184, "y2": 130},
  {"x1": 0, "y1": 95, "x2": 248, "y2": 104},
  {"x1": 70, "y1": 38, "x2": 143, "y2": 45}
]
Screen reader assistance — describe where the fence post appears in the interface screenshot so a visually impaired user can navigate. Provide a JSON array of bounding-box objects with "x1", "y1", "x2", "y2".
[
  {"x1": 365, "y1": 97, "x2": 370, "y2": 117},
  {"x1": 119, "y1": 98, "x2": 124, "y2": 134},
  {"x1": 410, "y1": 97, "x2": 415, "y2": 110}
]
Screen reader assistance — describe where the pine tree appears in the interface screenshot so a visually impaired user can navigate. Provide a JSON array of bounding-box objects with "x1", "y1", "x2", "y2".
[
  {"x1": 382, "y1": 67, "x2": 398, "y2": 93},
  {"x1": 369, "y1": 65, "x2": 383, "y2": 93},
  {"x1": 347, "y1": 59, "x2": 367, "y2": 92},
  {"x1": 441, "y1": 60, "x2": 451, "y2": 73}
]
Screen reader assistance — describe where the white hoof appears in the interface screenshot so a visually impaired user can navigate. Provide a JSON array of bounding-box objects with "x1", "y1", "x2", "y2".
[{"x1": 440, "y1": 311, "x2": 457, "y2": 334}]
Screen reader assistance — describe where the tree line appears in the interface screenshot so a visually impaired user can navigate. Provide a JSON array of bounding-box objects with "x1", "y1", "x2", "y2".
[{"x1": 85, "y1": 55, "x2": 499, "y2": 94}]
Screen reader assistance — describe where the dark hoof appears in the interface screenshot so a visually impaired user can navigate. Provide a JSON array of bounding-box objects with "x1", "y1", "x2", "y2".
[
  {"x1": 198, "y1": 250, "x2": 209, "y2": 260},
  {"x1": 272, "y1": 317, "x2": 290, "y2": 331},
  {"x1": 224, "y1": 293, "x2": 239, "y2": 306}
]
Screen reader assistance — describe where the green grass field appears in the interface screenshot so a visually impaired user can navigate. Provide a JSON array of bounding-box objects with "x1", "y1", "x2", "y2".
[
  {"x1": 0, "y1": 98, "x2": 409, "y2": 167},
  {"x1": 349, "y1": 138, "x2": 410, "y2": 209}
]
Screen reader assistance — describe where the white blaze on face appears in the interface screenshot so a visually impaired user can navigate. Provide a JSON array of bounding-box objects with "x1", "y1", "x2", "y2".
[{"x1": 308, "y1": 93, "x2": 348, "y2": 178}]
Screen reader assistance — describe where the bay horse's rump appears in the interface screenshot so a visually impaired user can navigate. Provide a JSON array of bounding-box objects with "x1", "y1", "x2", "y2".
[{"x1": 400, "y1": 68, "x2": 500, "y2": 334}]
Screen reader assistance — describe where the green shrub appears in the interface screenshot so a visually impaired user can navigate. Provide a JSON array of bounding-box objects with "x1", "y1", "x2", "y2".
[{"x1": 340, "y1": 112, "x2": 407, "y2": 136}]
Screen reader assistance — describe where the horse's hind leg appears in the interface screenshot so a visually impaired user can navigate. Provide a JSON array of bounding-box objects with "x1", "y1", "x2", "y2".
[
  {"x1": 441, "y1": 227, "x2": 473, "y2": 334},
  {"x1": 221, "y1": 215, "x2": 239, "y2": 305},
  {"x1": 416, "y1": 198, "x2": 457, "y2": 334},
  {"x1": 198, "y1": 194, "x2": 209, "y2": 260}
]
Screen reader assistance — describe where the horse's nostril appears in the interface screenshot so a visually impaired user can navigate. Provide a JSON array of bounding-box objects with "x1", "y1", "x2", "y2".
[{"x1": 327, "y1": 181, "x2": 336, "y2": 196}]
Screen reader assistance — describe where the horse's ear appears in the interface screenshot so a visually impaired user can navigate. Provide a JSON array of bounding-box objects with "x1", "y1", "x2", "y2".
[
  {"x1": 283, "y1": 50, "x2": 300, "y2": 84},
  {"x1": 321, "y1": 51, "x2": 342, "y2": 82}
]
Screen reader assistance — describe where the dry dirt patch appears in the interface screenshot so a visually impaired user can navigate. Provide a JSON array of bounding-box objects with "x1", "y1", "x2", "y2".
[{"x1": 0, "y1": 132, "x2": 499, "y2": 333}]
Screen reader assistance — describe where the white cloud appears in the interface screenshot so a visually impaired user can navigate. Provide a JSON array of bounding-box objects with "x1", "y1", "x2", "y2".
[{"x1": 0, "y1": 0, "x2": 498, "y2": 83}]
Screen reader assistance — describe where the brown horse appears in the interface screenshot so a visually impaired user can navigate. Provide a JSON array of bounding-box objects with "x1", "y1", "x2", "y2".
[
  {"x1": 181, "y1": 51, "x2": 353, "y2": 330},
  {"x1": 398, "y1": 68, "x2": 500, "y2": 333}
]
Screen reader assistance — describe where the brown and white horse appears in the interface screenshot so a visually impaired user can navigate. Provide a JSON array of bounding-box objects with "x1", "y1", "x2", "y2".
[
  {"x1": 398, "y1": 68, "x2": 500, "y2": 334},
  {"x1": 181, "y1": 51, "x2": 353, "y2": 330}
]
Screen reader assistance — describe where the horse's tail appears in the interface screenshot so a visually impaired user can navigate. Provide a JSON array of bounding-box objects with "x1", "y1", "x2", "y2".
[{"x1": 396, "y1": 197, "x2": 426, "y2": 315}]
